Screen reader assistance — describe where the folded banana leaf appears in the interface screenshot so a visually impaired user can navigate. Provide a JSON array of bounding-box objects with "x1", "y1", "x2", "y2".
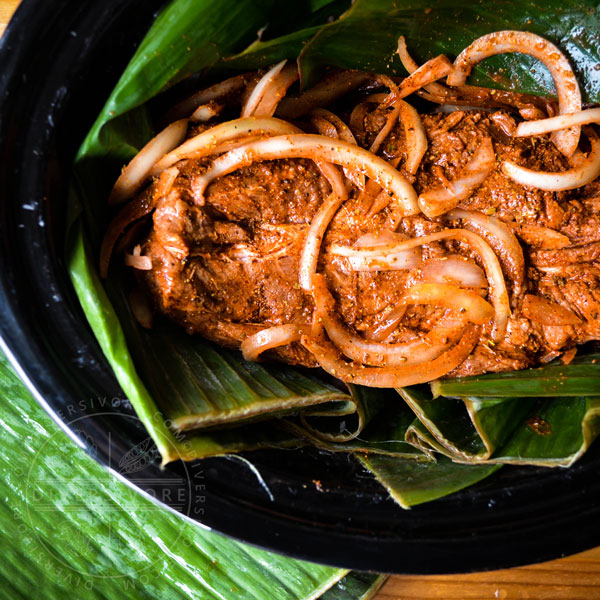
[
  {"x1": 432, "y1": 352, "x2": 600, "y2": 398},
  {"x1": 68, "y1": 0, "x2": 600, "y2": 509},
  {"x1": 1, "y1": 350, "x2": 392, "y2": 599}
]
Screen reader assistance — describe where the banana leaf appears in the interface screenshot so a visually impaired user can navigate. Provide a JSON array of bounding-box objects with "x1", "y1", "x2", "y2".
[
  {"x1": 357, "y1": 453, "x2": 501, "y2": 509},
  {"x1": 297, "y1": 0, "x2": 600, "y2": 99},
  {"x1": 432, "y1": 352, "x2": 600, "y2": 398},
  {"x1": 0, "y1": 350, "x2": 388, "y2": 600}
]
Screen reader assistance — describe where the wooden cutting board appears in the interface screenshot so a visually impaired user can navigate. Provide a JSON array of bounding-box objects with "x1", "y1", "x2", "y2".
[{"x1": 2, "y1": 2, "x2": 600, "y2": 598}]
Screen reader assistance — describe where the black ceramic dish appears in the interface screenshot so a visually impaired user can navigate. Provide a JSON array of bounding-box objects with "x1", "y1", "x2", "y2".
[{"x1": 1, "y1": 0, "x2": 600, "y2": 575}]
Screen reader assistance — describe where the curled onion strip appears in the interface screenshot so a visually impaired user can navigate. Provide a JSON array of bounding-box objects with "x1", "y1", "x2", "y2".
[
  {"x1": 398, "y1": 100, "x2": 428, "y2": 175},
  {"x1": 164, "y1": 73, "x2": 249, "y2": 122},
  {"x1": 502, "y1": 128, "x2": 600, "y2": 191},
  {"x1": 312, "y1": 278, "x2": 466, "y2": 367},
  {"x1": 418, "y1": 137, "x2": 495, "y2": 217},
  {"x1": 301, "y1": 325, "x2": 480, "y2": 387},
  {"x1": 190, "y1": 102, "x2": 224, "y2": 123},
  {"x1": 252, "y1": 63, "x2": 299, "y2": 117},
  {"x1": 151, "y1": 117, "x2": 302, "y2": 176},
  {"x1": 447, "y1": 31, "x2": 582, "y2": 157},
  {"x1": 109, "y1": 119, "x2": 188, "y2": 205},
  {"x1": 242, "y1": 60, "x2": 287, "y2": 117},
  {"x1": 515, "y1": 107, "x2": 600, "y2": 137},
  {"x1": 277, "y1": 70, "x2": 370, "y2": 119},
  {"x1": 397, "y1": 36, "x2": 449, "y2": 97},
  {"x1": 192, "y1": 134, "x2": 419, "y2": 215},
  {"x1": 241, "y1": 324, "x2": 304, "y2": 362},
  {"x1": 299, "y1": 192, "x2": 347, "y2": 292},
  {"x1": 447, "y1": 208, "x2": 524, "y2": 298},
  {"x1": 329, "y1": 227, "x2": 510, "y2": 340},
  {"x1": 124, "y1": 253, "x2": 152, "y2": 270}
]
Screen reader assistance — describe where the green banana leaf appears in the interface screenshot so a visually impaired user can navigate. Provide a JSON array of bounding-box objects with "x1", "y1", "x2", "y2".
[
  {"x1": 432, "y1": 352, "x2": 600, "y2": 398},
  {"x1": 0, "y1": 350, "x2": 394, "y2": 599},
  {"x1": 297, "y1": 0, "x2": 600, "y2": 100},
  {"x1": 357, "y1": 454, "x2": 501, "y2": 509}
]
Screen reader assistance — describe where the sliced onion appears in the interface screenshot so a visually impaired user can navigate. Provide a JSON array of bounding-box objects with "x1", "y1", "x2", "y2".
[
  {"x1": 192, "y1": 134, "x2": 419, "y2": 215},
  {"x1": 502, "y1": 128, "x2": 600, "y2": 191},
  {"x1": 150, "y1": 116, "x2": 302, "y2": 176},
  {"x1": 277, "y1": 70, "x2": 370, "y2": 119},
  {"x1": 515, "y1": 107, "x2": 600, "y2": 138},
  {"x1": 421, "y1": 256, "x2": 487, "y2": 288},
  {"x1": 418, "y1": 137, "x2": 495, "y2": 217},
  {"x1": 241, "y1": 324, "x2": 304, "y2": 362},
  {"x1": 398, "y1": 100, "x2": 428, "y2": 175},
  {"x1": 301, "y1": 325, "x2": 479, "y2": 387},
  {"x1": 164, "y1": 73, "x2": 249, "y2": 122},
  {"x1": 99, "y1": 195, "x2": 155, "y2": 278},
  {"x1": 190, "y1": 101, "x2": 224, "y2": 123},
  {"x1": 153, "y1": 166, "x2": 179, "y2": 201},
  {"x1": 252, "y1": 64, "x2": 299, "y2": 118},
  {"x1": 447, "y1": 31, "x2": 582, "y2": 156},
  {"x1": 242, "y1": 60, "x2": 287, "y2": 117},
  {"x1": 329, "y1": 227, "x2": 510, "y2": 340},
  {"x1": 446, "y1": 208, "x2": 524, "y2": 298},
  {"x1": 299, "y1": 192, "x2": 347, "y2": 292},
  {"x1": 124, "y1": 253, "x2": 152, "y2": 270},
  {"x1": 522, "y1": 294, "x2": 581, "y2": 326},
  {"x1": 109, "y1": 119, "x2": 188, "y2": 205},
  {"x1": 322, "y1": 311, "x2": 466, "y2": 367},
  {"x1": 396, "y1": 36, "x2": 449, "y2": 97},
  {"x1": 518, "y1": 224, "x2": 571, "y2": 249},
  {"x1": 344, "y1": 243, "x2": 421, "y2": 271}
]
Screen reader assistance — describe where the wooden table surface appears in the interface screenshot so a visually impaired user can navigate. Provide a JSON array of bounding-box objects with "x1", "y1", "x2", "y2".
[{"x1": 2, "y1": 2, "x2": 600, "y2": 598}]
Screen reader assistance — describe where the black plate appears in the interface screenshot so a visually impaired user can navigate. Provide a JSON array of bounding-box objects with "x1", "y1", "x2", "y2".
[{"x1": 1, "y1": 0, "x2": 600, "y2": 575}]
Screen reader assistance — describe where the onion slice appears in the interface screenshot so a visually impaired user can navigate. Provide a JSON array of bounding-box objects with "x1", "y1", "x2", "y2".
[
  {"x1": 150, "y1": 116, "x2": 303, "y2": 175},
  {"x1": 446, "y1": 208, "x2": 524, "y2": 298},
  {"x1": 241, "y1": 324, "x2": 304, "y2": 362},
  {"x1": 109, "y1": 119, "x2": 188, "y2": 205},
  {"x1": 418, "y1": 137, "x2": 495, "y2": 217},
  {"x1": 398, "y1": 100, "x2": 428, "y2": 175},
  {"x1": 301, "y1": 325, "x2": 480, "y2": 387},
  {"x1": 192, "y1": 134, "x2": 419, "y2": 215},
  {"x1": 447, "y1": 31, "x2": 582, "y2": 157},
  {"x1": 515, "y1": 107, "x2": 600, "y2": 138},
  {"x1": 242, "y1": 60, "x2": 287, "y2": 117},
  {"x1": 397, "y1": 36, "x2": 449, "y2": 97},
  {"x1": 329, "y1": 227, "x2": 510, "y2": 341},
  {"x1": 421, "y1": 256, "x2": 487, "y2": 289},
  {"x1": 502, "y1": 128, "x2": 600, "y2": 191},
  {"x1": 252, "y1": 64, "x2": 299, "y2": 118}
]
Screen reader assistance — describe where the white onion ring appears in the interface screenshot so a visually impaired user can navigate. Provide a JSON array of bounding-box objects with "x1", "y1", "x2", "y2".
[
  {"x1": 164, "y1": 73, "x2": 249, "y2": 122},
  {"x1": 418, "y1": 137, "x2": 495, "y2": 217},
  {"x1": 447, "y1": 31, "x2": 582, "y2": 157},
  {"x1": 150, "y1": 116, "x2": 302, "y2": 175},
  {"x1": 313, "y1": 281, "x2": 466, "y2": 367},
  {"x1": 124, "y1": 253, "x2": 152, "y2": 270},
  {"x1": 446, "y1": 208, "x2": 525, "y2": 298},
  {"x1": 190, "y1": 102, "x2": 224, "y2": 123},
  {"x1": 398, "y1": 100, "x2": 428, "y2": 175},
  {"x1": 421, "y1": 256, "x2": 487, "y2": 289},
  {"x1": 329, "y1": 228, "x2": 510, "y2": 340},
  {"x1": 301, "y1": 325, "x2": 480, "y2": 387},
  {"x1": 502, "y1": 128, "x2": 600, "y2": 191},
  {"x1": 192, "y1": 134, "x2": 419, "y2": 215},
  {"x1": 242, "y1": 60, "x2": 287, "y2": 117},
  {"x1": 515, "y1": 107, "x2": 600, "y2": 137},
  {"x1": 241, "y1": 324, "x2": 304, "y2": 362},
  {"x1": 252, "y1": 63, "x2": 299, "y2": 117},
  {"x1": 109, "y1": 119, "x2": 188, "y2": 205},
  {"x1": 397, "y1": 36, "x2": 449, "y2": 97},
  {"x1": 299, "y1": 192, "x2": 347, "y2": 292}
]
